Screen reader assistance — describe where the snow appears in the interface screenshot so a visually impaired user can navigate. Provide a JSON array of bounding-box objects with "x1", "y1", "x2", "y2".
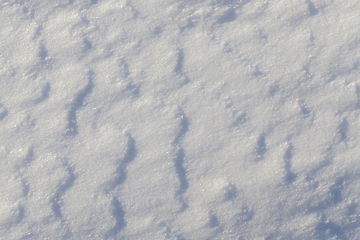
[{"x1": 1, "y1": 0, "x2": 360, "y2": 239}]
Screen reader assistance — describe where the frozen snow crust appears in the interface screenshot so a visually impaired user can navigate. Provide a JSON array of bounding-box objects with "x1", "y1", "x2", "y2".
[{"x1": 1, "y1": 0, "x2": 360, "y2": 239}]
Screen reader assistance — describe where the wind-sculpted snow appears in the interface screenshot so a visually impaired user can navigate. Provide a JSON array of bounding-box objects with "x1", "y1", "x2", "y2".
[
  {"x1": 49, "y1": 159, "x2": 76, "y2": 220},
  {"x1": 173, "y1": 108, "x2": 190, "y2": 211},
  {"x1": 283, "y1": 144, "x2": 297, "y2": 184},
  {"x1": 1, "y1": 0, "x2": 360, "y2": 239},
  {"x1": 66, "y1": 71, "x2": 94, "y2": 137}
]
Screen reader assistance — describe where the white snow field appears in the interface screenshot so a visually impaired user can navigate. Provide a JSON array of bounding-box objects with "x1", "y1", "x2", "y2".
[{"x1": 1, "y1": 0, "x2": 360, "y2": 239}]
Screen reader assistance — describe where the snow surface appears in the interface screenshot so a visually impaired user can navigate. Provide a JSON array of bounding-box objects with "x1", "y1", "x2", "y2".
[{"x1": 1, "y1": 0, "x2": 360, "y2": 239}]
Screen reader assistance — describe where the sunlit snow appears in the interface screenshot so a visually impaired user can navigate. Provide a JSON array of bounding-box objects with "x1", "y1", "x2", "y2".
[{"x1": 1, "y1": 0, "x2": 360, "y2": 239}]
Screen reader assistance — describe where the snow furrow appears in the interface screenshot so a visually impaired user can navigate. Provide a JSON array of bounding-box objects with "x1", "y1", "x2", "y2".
[
  {"x1": 172, "y1": 108, "x2": 190, "y2": 211},
  {"x1": 66, "y1": 71, "x2": 94, "y2": 136}
]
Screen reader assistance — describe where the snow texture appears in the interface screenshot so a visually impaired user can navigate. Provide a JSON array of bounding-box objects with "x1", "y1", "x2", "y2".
[{"x1": 1, "y1": 0, "x2": 360, "y2": 239}]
